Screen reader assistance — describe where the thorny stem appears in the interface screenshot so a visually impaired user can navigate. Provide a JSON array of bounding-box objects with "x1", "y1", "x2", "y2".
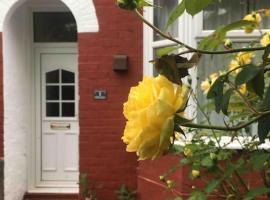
[
  {"x1": 227, "y1": 81, "x2": 261, "y2": 115},
  {"x1": 181, "y1": 110, "x2": 270, "y2": 131},
  {"x1": 134, "y1": 9, "x2": 266, "y2": 55},
  {"x1": 191, "y1": 91, "x2": 221, "y2": 148},
  {"x1": 234, "y1": 170, "x2": 249, "y2": 193}
]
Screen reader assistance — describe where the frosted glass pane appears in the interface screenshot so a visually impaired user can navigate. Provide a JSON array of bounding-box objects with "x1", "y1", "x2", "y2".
[
  {"x1": 203, "y1": 0, "x2": 270, "y2": 30},
  {"x1": 33, "y1": 12, "x2": 77, "y2": 42},
  {"x1": 154, "y1": 0, "x2": 178, "y2": 41}
]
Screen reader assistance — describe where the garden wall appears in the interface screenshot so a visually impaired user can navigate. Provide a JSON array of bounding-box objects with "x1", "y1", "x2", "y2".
[{"x1": 137, "y1": 154, "x2": 268, "y2": 200}]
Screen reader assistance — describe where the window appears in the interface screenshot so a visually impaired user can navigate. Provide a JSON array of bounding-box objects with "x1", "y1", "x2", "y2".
[
  {"x1": 45, "y1": 69, "x2": 76, "y2": 117},
  {"x1": 143, "y1": 0, "x2": 270, "y2": 143},
  {"x1": 33, "y1": 12, "x2": 77, "y2": 42}
]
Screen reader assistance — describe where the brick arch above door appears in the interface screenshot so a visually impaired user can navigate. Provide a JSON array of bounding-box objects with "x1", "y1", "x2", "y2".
[{"x1": 0, "y1": 0, "x2": 99, "y2": 33}]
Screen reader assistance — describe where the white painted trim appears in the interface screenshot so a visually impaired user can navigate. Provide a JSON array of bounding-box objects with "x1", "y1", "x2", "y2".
[
  {"x1": 30, "y1": 46, "x2": 79, "y2": 190},
  {"x1": 0, "y1": 0, "x2": 99, "y2": 33},
  {"x1": 26, "y1": 6, "x2": 79, "y2": 192}
]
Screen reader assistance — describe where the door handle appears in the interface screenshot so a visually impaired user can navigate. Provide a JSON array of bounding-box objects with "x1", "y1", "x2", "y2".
[{"x1": 50, "y1": 123, "x2": 71, "y2": 130}]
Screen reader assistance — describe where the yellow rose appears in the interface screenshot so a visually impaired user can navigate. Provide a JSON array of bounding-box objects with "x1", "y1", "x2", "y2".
[
  {"x1": 239, "y1": 84, "x2": 247, "y2": 95},
  {"x1": 191, "y1": 170, "x2": 200, "y2": 178},
  {"x1": 237, "y1": 52, "x2": 254, "y2": 65},
  {"x1": 229, "y1": 52, "x2": 254, "y2": 74},
  {"x1": 209, "y1": 72, "x2": 219, "y2": 82},
  {"x1": 265, "y1": 9, "x2": 270, "y2": 17},
  {"x1": 200, "y1": 72, "x2": 220, "y2": 94},
  {"x1": 229, "y1": 59, "x2": 240, "y2": 73},
  {"x1": 184, "y1": 148, "x2": 193, "y2": 157},
  {"x1": 224, "y1": 39, "x2": 232, "y2": 48},
  {"x1": 122, "y1": 75, "x2": 189, "y2": 160},
  {"x1": 243, "y1": 13, "x2": 261, "y2": 33},
  {"x1": 200, "y1": 79, "x2": 211, "y2": 94},
  {"x1": 261, "y1": 32, "x2": 270, "y2": 47}
]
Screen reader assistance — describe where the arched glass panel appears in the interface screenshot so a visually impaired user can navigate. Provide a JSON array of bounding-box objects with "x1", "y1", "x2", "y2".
[
  {"x1": 45, "y1": 69, "x2": 76, "y2": 117},
  {"x1": 33, "y1": 12, "x2": 77, "y2": 42}
]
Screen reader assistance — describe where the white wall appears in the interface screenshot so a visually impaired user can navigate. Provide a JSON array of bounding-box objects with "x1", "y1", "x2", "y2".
[
  {"x1": 3, "y1": 4, "x2": 31, "y2": 200},
  {"x1": 0, "y1": 0, "x2": 99, "y2": 33}
]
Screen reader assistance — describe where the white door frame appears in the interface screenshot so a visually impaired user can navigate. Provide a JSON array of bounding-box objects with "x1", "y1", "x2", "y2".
[
  {"x1": 28, "y1": 44, "x2": 79, "y2": 193},
  {"x1": 26, "y1": 5, "x2": 79, "y2": 193}
]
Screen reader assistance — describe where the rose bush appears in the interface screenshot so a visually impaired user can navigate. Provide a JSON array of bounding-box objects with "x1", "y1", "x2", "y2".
[
  {"x1": 118, "y1": 1, "x2": 270, "y2": 199},
  {"x1": 122, "y1": 75, "x2": 189, "y2": 160}
]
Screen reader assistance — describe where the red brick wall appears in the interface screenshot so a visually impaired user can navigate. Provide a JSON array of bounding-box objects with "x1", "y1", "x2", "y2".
[
  {"x1": 0, "y1": 33, "x2": 3, "y2": 159},
  {"x1": 78, "y1": 1, "x2": 142, "y2": 199},
  {"x1": 138, "y1": 155, "x2": 268, "y2": 200}
]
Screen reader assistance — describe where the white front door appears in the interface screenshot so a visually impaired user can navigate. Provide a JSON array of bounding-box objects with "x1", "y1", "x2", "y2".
[{"x1": 35, "y1": 47, "x2": 79, "y2": 187}]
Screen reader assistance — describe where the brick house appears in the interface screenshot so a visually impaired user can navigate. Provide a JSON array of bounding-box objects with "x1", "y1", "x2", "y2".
[
  {"x1": 0, "y1": 0, "x2": 269, "y2": 200},
  {"x1": 0, "y1": 0, "x2": 141, "y2": 199}
]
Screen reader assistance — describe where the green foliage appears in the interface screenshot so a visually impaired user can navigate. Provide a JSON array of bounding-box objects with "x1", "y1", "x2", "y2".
[
  {"x1": 235, "y1": 64, "x2": 261, "y2": 85},
  {"x1": 258, "y1": 114, "x2": 270, "y2": 142},
  {"x1": 247, "y1": 69, "x2": 265, "y2": 98},
  {"x1": 221, "y1": 89, "x2": 233, "y2": 115},
  {"x1": 166, "y1": 0, "x2": 185, "y2": 30},
  {"x1": 119, "y1": 1, "x2": 270, "y2": 200},
  {"x1": 116, "y1": 0, "x2": 152, "y2": 10},
  {"x1": 262, "y1": 44, "x2": 270, "y2": 64},
  {"x1": 116, "y1": 185, "x2": 136, "y2": 200},
  {"x1": 199, "y1": 20, "x2": 256, "y2": 50},
  {"x1": 250, "y1": 151, "x2": 270, "y2": 171},
  {"x1": 79, "y1": 173, "x2": 97, "y2": 199},
  {"x1": 156, "y1": 46, "x2": 182, "y2": 57},
  {"x1": 243, "y1": 187, "x2": 270, "y2": 200},
  {"x1": 187, "y1": 190, "x2": 206, "y2": 200},
  {"x1": 185, "y1": 0, "x2": 213, "y2": 16}
]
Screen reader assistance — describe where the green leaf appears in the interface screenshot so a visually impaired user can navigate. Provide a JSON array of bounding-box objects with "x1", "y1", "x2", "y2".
[
  {"x1": 180, "y1": 158, "x2": 190, "y2": 165},
  {"x1": 250, "y1": 152, "x2": 270, "y2": 171},
  {"x1": 159, "y1": 117, "x2": 174, "y2": 148},
  {"x1": 155, "y1": 55, "x2": 190, "y2": 84},
  {"x1": 174, "y1": 197, "x2": 183, "y2": 200},
  {"x1": 204, "y1": 179, "x2": 220, "y2": 194},
  {"x1": 243, "y1": 187, "x2": 270, "y2": 200},
  {"x1": 223, "y1": 20, "x2": 256, "y2": 32},
  {"x1": 258, "y1": 114, "x2": 270, "y2": 143},
  {"x1": 262, "y1": 84, "x2": 270, "y2": 110},
  {"x1": 214, "y1": 93, "x2": 223, "y2": 113},
  {"x1": 187, "y1": 190, "x2": 206, "y2": 200},
  {"x1": 221, "y1": 89, "x2": 233, "y2": 115},
  {"x1": 166, "y1": 0, "x2": 185, "y2": 29},
  {"x1": 199, "y1": 20, "x2": 255, "y2": 50},
  {"x1": 137, "y1": 0, "x2": 153, "y2": 7},
  {"x1": 235, "y1": 64, "x2": 260, "y2": 86},
  {"x1": 207, "y1": 76, "x2": 225, "y2": 99},
  {"x1": 247, "y1": 69, "x2": 265, "y2": 98},
  {"x1": 174, "y1": 115, "x2": 192, "y2": 125},
  {"x1": 156, "y1": 46, "x2": 182, "y2": 57},
  {"x1": 207, "y1": 76, "x2": 225, "y2": 113},
  {"x1": 185, "y1": 0, "x2": 213, "y2": 16},
  {"x1": 201, "y1": 156, "x2": 214, "y2": 168},
  {"x1": 262, "y1": 44, "x2": 270, "y2": 64}
]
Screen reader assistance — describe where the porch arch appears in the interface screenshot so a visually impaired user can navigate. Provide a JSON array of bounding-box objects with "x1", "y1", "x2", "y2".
[
  {"x1": 0, "y1": 0, "x2": 99, "y2": 33},
  {"x1": 1, "y1": 0, "x2": 99, "y2": 199}
]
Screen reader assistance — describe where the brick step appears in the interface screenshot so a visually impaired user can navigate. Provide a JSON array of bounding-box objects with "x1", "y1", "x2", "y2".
[{"x1": 23, "y1": 193, "x2": 79, "y2": 200}]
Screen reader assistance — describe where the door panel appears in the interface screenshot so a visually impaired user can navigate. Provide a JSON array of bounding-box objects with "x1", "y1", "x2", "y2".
[{"x1": 37, "y1": 50, "x2": 78, "y2": 184}]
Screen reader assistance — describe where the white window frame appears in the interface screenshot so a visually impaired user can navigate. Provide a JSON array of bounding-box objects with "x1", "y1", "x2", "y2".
[{"x1": 143, "y1": 1, "x2": 269, "y2": 149}]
